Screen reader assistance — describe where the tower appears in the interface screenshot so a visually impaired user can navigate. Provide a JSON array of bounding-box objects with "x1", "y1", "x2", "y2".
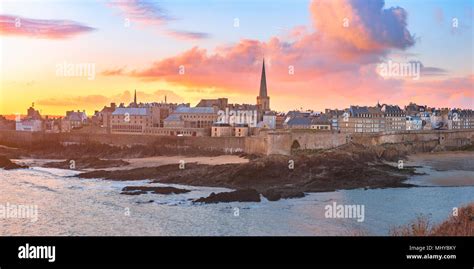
[
  {"x1": 134, "y1": 89, "x2": 137, "y2": 104},
  {"x1": 257, "y1": 58, "x2": 270, "y2": 112}
]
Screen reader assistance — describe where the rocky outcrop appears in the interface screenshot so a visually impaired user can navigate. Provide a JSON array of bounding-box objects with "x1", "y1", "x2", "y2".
[
  {"x1": 261, "y1": 189, "x2": 305, "y2": 201},
  {"x1": 77, "y1": 144, "x2": 421, "y2": 202},
  {"x1": 194, "y1": 189, "x2": 261, "y2": 204},
  {"x1": 121, "y1": 186, "x2": 190, "y2": 195},
  {"x1": 0, "y1": 156, "x2": 28, "y2": 170},
  {"x1": 44, "y1": 157, "x2": 129, "y2": 170}
]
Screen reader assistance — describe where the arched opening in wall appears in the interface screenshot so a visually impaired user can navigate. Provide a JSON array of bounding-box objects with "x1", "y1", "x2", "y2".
[{"x1": 291, "y1": 140, "x2": 301, "y2": 153}]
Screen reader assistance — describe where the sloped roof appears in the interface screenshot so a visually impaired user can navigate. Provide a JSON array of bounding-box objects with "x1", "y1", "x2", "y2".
[
  {"x1": 350, "y1": 106, "x2": 381, "y2": 116},
  {"x1": 451, "y1": 109, "x2": 474, "y2": 117},
  {"x1": 382, "y1": 105, "x2": 403, "y2": 114},
  {"x1": 175, "y1": 106, "x2": 215, "y2": 114},
  {"x1": 311, "y1": 116, "x2": 331, "y2": 125},
  {"x1": 287, "y1": 117, "x2": 312, "y2": 126},
  {"x1": 112, "y1": 107, "x2": 148, "y2": 116}
]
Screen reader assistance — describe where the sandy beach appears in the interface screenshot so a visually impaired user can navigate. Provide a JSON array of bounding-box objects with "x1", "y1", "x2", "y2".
[
  {"x1": 104, "y1": 155, "x2": 249, "y2": 171},
  {"x1": 14, "y1": 155, "x2": 249, "y2": 171},
  {"x1": 406, "y1": 151, "x2": 474, "y2": 186}
]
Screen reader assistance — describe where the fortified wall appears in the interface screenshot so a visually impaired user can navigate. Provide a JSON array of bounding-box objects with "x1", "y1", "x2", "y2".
[
  {"x1": 0, "y1": 129, "x2": 473, "y2": 156},
  {"x1": 0, "y1": 130, "x2": 246, "y2": 154},
  {"x1": 263, "y1": 129, "x2": 474, "y2": 155}
]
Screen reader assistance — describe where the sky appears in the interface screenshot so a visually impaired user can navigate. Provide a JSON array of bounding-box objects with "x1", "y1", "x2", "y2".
[{"x1": 0, "y1": 0, "x2": 473, "y2": 116}]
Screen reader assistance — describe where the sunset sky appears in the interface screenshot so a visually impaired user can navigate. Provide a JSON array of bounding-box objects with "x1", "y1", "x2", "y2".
[{"x1": 0, "y1": 0, "x2": 473, "y2": 116}]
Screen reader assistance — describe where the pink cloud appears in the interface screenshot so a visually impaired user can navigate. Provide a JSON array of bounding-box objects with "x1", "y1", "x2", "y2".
[
  {"x1": 310, "y1": 0, "x2": 415, "y2": 52},
  {"x1": 165, "y1": 30, "x2": 210, "y2": 40},
  {"x1": 0, "y1": 14, "x2": 95, "y2": 39},
  {"x1": 101, "y1": 68, "x2": 126, "y2": 76},
  {"x1": 102, "y1": 0, "x2": 471, "y2": 110},
  {"x1": 108, "y1": 0, "x2": 210, "y2": 40},
  {"x1": 36, "y1": 90, "x2": 184, "y2": 108},
  {"x1": 108, "y1": 0, "x2": 172, "y2": 26},
  {"x1": 400, "y1": 75, "x2": 474, "y2": 109}
]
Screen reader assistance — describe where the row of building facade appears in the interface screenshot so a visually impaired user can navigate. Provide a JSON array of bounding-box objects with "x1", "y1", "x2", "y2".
[
  {"x1": 7, "y1": 99, "x2": 473, "y2": 137},
  {"x1": 3, "y1": 59, "x2": 473, "y2": 135},
  {"x1": 285, "y1": 103, "x2": 474, "y2": 133}
]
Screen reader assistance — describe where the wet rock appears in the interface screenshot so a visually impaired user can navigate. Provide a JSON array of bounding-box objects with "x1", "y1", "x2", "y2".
[
  {"x1": 0, "y1": 156, "x2": 28, "y2": 170},
  {"x1": 121, "y1": 190, "x2": 148, "y2": 195},
  {"x1": 136, "y1": 200, "x2": 154, "y2": 204},
  {"x1": 78, "y1": 143, "x2": 422, "y2": 202},
  {"x1": 121, "y1": 186, "x2": 190, "y2": 195},
  {"x1": 262, "y1": 189, "x2": 305, "y2": 201},
  {"x1": 44, "y1": 157, "x2": 129, "y2": 170},
  {"x1": 194, "y1": 189, "x2": 261, "y2": 204}
]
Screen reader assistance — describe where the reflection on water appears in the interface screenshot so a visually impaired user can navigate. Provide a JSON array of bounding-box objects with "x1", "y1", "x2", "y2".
[{"x1": 0, "y1": 166, "x2": 473, "y2": 236}]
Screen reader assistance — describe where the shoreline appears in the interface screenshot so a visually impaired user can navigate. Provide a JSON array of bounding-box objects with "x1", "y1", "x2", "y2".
[
  {"x1": 2, "y1": 142, "x2": 473, "y2": 203},
  {"x1": 57, "y1": 143, "x2": 424, "y2": 202}
]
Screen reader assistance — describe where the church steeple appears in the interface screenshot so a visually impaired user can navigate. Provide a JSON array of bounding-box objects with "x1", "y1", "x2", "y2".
[
  {"x1": 259, "y1": 58, "x2": 267, "y2": 97},
  {"x1": 257, "y1": 58, "x2": 270, "y2": 113}
]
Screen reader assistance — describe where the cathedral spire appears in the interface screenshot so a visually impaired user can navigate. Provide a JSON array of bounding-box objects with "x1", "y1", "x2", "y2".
[
  {"x1": 259, "y1": 58, "x2": 267, "y2": 97},
  {"x1": 257, "y1": 58, "x2": 270, "y2": 113}
]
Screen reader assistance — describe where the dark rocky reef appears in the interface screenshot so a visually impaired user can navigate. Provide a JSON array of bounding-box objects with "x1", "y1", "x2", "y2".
[
  {"x1": 77, "y1": 143, "x2": 420, "y2": 202},
  {"x1": 194, "y1": 189, "x2": 261, "y2": 204},
  {"x1": 121, "y1": 186, "x2": 190, "y2": 195},
  {"x1": 0, "y1": 156, "x2": 28, "y2": 170},
  {"x1": 44, "y1": 157, "x2": 129, "y2": 170}
]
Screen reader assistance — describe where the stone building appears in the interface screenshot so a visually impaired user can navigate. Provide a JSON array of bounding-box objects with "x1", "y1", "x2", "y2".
[
  {"x1": 234, "y1": 123, "x2": 249, "y2": 137},
  {"x1": 380, "y1": 104, "x2": 405, "y2": 132},
  {"x1": 16, "y1": 106, "x2": 43, "y2": 132},
  {"x1": 340, "y1": 106, "x2": 385, "y2": 133},
  {"x1": 324, "y1": 109, "x2": 345, "y2": 131},
  {"x1": 164, "y1": 106, "x2": 218, "y2": 129},
  {"x1": 111, "y1": 107, "x2": 150, "y2": 134},
  {"x1": 211, "y1": 123, "x2": 249, "y2": 137},
  {"x1": 405, "y1": 102, "x2": 427, "y2": 116},
  {"x1": 99, "y1": 102, "x2": 116, "y2": 133},
  {"x1": 196, "y1": 98, "x2": 228, "y2": 111},
  {"x1": 310, "y1": 116, "x2": 331, "y2": 130},
  {"x1": 211, "y1": 123, "x2": 233, "y2": 137},
  {"x1": 62, "y1": 110, "x2": 88, "y2": 131},
  {"x1": 449, "y1": 109, "x2": 474, "y2": 129}
]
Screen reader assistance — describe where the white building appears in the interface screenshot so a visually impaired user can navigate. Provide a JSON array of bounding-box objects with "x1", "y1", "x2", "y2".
[
  {"x1": 406, "y1": 116, "x2": 423, "y2": 131},
  {"x1": 16, "y1": 119, "x2": 42, "y2": 132},
  {"x1": 16, "y1": 106, "x2": 43, "y2": 132},
  {"x1": 259, "y1": 114, "x2": 276, "y2": 129},
  {"x1": 420, "y1": 111, "x2": 432, "y2": 130}
]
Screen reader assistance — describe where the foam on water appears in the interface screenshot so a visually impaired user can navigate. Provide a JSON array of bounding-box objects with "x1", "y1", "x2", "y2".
[{"x1": 0, "y1": 166, "x2": 473, "y2": 236}]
